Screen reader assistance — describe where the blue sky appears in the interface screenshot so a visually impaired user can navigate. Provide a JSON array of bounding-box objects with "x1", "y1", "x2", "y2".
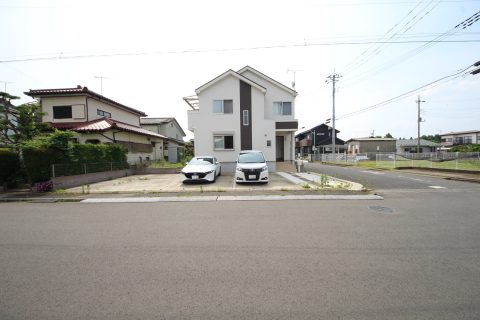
[{"x1": 1, "y1": 0, "x2": 479, "y2": 141}]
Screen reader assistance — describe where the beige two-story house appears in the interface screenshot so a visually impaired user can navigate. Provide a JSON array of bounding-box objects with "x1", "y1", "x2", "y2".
[{"x1": 25, "y1": 86, "x2": 169, "y2": 164}]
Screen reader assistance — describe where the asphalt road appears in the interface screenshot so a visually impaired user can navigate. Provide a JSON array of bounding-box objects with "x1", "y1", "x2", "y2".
[
  {"x1": 305, "y1": 162, "x2": 479, "y2": 191},
  {"x1": 1, "y1": 180, "x2": 480, "y2": 319}
]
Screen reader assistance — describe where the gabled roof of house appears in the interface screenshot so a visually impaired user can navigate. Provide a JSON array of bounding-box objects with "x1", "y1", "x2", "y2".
[
  {"x1": 295, "y1": 123, "x2": 339, "y2": 137},
  {"x1": 346, "y1": 137, "x2": 396, "y2": 143},
  {"x1": 25, "y1": 86, "x2": 147, "y2": 117},
  {"x1": 237, "y1": 66, "x2": 297, "y2": 96},
  {"x1": 396, "y1": 139, "x2": 440, "y2": 147},
  {"x1": 51, "y1": 117, "x2": 167, "y2": 139},
  {"x1": 195, "y1": 69, "x2": 267, "y2": 95},
  {"x1": 140, "y1": 117, "x2": 187, "y2": 137}
]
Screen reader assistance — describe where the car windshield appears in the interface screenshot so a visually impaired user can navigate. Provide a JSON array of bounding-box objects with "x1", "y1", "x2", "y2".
[
  {"x1": 196, "y1": 157, "x2": 213, "y2": 164},
  {"x1": 188, "y1": 158, "x2": 211, "y2": 165},
  {"x1": 238, "y1": 152, "x2": 265, "y2": 163}
]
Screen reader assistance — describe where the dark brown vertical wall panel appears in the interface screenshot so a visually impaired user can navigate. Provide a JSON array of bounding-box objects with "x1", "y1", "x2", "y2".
[{"x1": 240, "y1": 80, "x2": 252, "y2": 150}]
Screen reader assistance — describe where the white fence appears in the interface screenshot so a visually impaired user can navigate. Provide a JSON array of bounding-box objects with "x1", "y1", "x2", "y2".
[{"x1": 305, "y1": 152, "x2": 480, "y2": 171}]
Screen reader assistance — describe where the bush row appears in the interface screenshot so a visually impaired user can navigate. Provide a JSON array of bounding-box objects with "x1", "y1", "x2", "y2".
[
  {"x1": 5, "y1": 130, "x2": 129, "y2": 184},
  {"x1": 0, "y1": 148, "x2": 21, "y2": 187}
]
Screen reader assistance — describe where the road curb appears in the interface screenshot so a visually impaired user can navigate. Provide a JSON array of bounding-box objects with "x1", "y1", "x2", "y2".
[{"x1": 80, "y1": 194, "x2": 383, "y2": 203}]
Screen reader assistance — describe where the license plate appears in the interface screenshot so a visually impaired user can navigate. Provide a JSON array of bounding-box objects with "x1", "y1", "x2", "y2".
[
  {"x1": 248, "y1": 175, "x2": 256, "y2": 179},
  {"x1": 192, "y1": 175, "x2": 199, "y2": 180}
]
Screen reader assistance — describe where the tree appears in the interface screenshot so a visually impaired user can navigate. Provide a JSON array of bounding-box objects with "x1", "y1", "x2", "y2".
[
  {"x1": 421, "y1": 134, "x2": 441, "y2": 143},
  {"x1": 384, "y1": 133, "x2": 394, "y2": 138},
  {"x1": 0, "y1": 92, "x2": 45, "y2": 148}
]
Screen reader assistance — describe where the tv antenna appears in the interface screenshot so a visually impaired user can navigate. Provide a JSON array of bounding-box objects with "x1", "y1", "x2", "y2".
[
  {"x1": 287, "y1": 69, "x2": 302, "y2": 90},
  {"x1": 0, "y1": 81, "x2": 14, "y2": 93},
  {"x1": 94, "y1": 76, "x2": 109, "y2": 95}
]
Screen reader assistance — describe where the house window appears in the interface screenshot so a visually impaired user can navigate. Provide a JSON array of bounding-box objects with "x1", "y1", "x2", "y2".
[
  {"x1": 242, "y1": 110, "x2": 249, "y2": 126},
  {"x1": 97, "y1": 109, "x2": 111, "y2": 118},
  {"x1": 266, "y1": 140, "x2": 271, "y2": 147},
  {"x1": 213, "y1": 100, "x2": 233, "y2": 114},
  {"x1": 213, "y1": 135, "x2": 234, "y2": 150},
  {"x1": 273, "y1": 102, "x2": 292, "y2": 115},
  {"x1": 53, "y1": 106, "x2": 72, "y2": 119}
]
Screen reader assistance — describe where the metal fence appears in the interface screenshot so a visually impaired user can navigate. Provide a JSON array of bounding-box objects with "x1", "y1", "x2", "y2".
[
  {"x1": 307, "y1": 152, "x2": 480, "y2": 171},
  {"x1": 51, "y1": 162, "x2": 130, "y2": 178}
]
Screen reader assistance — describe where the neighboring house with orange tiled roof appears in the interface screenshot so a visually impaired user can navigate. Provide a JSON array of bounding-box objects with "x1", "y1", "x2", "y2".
[{"x1": 25, "y1": 86, "x2": 173, "y2": 163}]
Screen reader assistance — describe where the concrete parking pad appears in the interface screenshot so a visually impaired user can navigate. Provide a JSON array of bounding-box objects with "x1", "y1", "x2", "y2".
[{"x1": 65, "y1": 172, "x2": 363, "y2": 194}]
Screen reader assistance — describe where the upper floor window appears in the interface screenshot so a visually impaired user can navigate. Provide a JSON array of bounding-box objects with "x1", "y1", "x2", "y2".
[
  {"x1": 242, "y1": 110, "x2": 249, "y2": 126},
  {"x1": 97, "y1": 109, "x2": 111, "y2": 118},
  {"x1": 273, "y1": 102, "x2": 292, "y2": 116},
  {"x1": 213, "y1": 100, "x2": 233, "y2": 114},
  {"x1": 53, "y1": 105, "x2": 72, "y2": 119}
]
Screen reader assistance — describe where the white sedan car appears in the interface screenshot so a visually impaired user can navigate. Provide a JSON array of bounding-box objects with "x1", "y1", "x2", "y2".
[{"x1": 181, "y1": 156, "x2": 221, "y2": 183}]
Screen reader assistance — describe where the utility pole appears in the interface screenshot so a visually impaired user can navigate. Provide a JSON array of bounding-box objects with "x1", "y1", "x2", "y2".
[
  {"x1": 416, "y1": 95, "x2": 426, "y2": 154},
  {"x1": 326, "y1": 71, "x2": 341, "y2": 156}
]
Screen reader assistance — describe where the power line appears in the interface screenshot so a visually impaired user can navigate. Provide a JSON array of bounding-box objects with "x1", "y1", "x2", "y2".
[
  {"x1": 336, "y1": 63, "x2": 476, "y2": 120},
  {"x1": 338, "y1": 10, "x2": 480, "y2": 90},
  {"x1": 340, "y1": 0, "x2": 440, "y2": 74},
  {"x1": 1, "y1": 39, "x2": 480, "y2": 64}
]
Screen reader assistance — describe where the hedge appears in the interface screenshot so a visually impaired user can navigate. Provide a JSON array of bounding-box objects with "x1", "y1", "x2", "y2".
[
  {"x1": 22, "y1": 131, "x2": 128, "y2": 183},
  {"x1": 0, "y1": 148, "x2": 20, "y2": 186}
]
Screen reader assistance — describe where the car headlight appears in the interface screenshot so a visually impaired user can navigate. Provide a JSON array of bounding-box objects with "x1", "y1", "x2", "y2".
[
  {"x1": 206, "y1": 170, "x2": 214, "y2": 174},
  {"x1": 262, "y1": 166, "x2": 268, "y2": 172}
]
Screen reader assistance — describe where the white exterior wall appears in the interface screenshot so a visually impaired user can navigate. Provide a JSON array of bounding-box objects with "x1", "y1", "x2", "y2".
[
  {"x1": 41, "y1": 96, "x2": 140, "y2": 126},
  {"x1": 191, "y1": 75, "x2": 241, "y2": 163},
  {"x1": 250, "y1": 88, "x2": 275, "y2": 162},
  {"x1": 239, "y1": 70, "x2": 295, "y2": 121}
]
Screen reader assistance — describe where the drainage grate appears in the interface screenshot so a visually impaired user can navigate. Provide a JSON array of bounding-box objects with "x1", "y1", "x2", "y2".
[{"x1": 369, "y1": 205, "x2": 394, "y2": 214}]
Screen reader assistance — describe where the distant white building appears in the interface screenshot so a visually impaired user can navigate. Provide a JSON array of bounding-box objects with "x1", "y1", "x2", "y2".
[
  {"x1": 440, "y1": 130, "x2": 480, "y2": 148},
  {"x1": 184, "y1": 66, "x2": 298, "y2": 172}
]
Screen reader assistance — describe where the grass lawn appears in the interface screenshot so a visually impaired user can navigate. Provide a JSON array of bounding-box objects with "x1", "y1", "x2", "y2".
[
  {"x1": 148, "y1": 161, "x2": 185, "y2": 169},
  {"x1": 323, "y1": 159, "x2": 480, "y2": 171}
]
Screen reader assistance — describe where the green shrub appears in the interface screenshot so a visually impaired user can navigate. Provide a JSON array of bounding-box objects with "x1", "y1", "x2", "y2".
[
  {"x1": 21, "y1": 130, "x2": 128, "y2": 183},
  {"x1": 0, "y1": 148, "x2": 20, "y2": 186},
  {"x1": 22, "y1": 145, "x2": 57, "y2": 183},
  {"x1": 450, "y1": 144, "x2": 480, "y2": 152}
]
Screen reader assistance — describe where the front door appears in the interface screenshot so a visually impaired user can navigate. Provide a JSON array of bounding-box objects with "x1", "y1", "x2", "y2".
[{"x1": 276, "y1": 136, "x2": 284, "y2": 161}]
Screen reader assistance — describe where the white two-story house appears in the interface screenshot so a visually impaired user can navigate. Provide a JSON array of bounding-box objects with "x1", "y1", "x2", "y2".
[{"x1": 185, "y1": 66, "x2": 298, "y2": 172}]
